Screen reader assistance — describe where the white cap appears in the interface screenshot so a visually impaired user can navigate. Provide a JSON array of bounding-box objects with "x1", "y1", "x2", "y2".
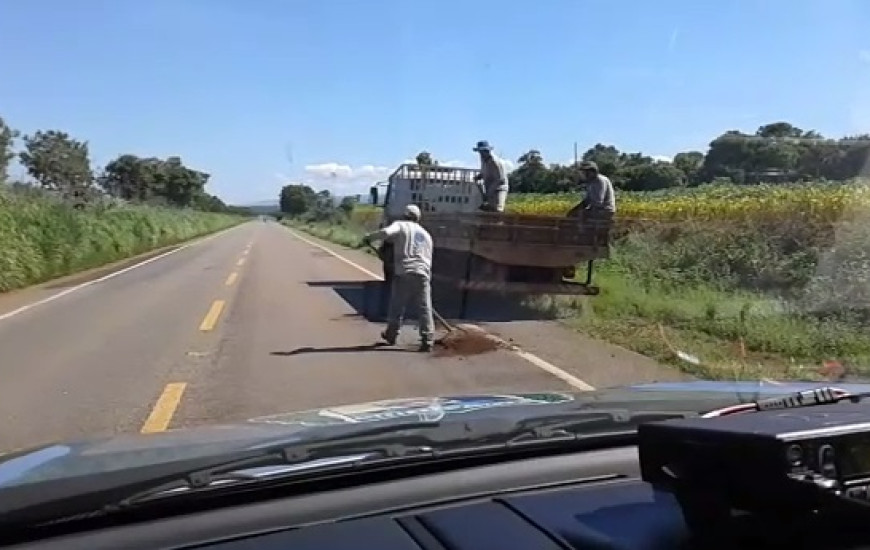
[{"x1": 404, "y1": 204, "x2": 421, "y2": 220}]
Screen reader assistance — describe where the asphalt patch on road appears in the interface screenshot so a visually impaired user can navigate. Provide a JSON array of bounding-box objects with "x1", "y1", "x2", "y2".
[{"x1": 434, "y1": 323, "x2": 504, "y2": 357}]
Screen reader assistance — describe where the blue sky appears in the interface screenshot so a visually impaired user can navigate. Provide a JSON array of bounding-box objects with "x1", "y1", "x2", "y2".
[{"x1": 2, "y1": 0, "x2": 869, "y2": 204}]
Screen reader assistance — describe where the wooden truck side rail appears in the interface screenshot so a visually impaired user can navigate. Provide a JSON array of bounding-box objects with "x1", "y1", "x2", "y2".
[
  {"x1": 374, "y1": 161, "x2": 615, "y2": 311},
  {"x1": 421, "y1": 210, "x2": 613, "y2": 268}
]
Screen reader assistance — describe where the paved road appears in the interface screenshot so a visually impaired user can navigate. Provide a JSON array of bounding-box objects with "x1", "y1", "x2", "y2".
[{"x1": 0, "y1": 220, "x2": 681, "y2": 452}]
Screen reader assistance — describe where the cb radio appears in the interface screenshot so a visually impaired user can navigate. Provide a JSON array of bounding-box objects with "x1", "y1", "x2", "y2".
[{"x1": 640, "y1": 399, "x2": 870, "y2": 512}]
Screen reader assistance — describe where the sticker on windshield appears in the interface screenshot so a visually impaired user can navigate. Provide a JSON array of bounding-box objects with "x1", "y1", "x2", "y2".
[{"x1": 247, "y1": 393, "x2": 574, "y2": 427}]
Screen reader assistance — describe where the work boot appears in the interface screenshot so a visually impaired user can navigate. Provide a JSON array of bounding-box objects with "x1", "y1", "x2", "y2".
[
  {"x1": 380, "y1": 331, "x2": 397, "y2": 346},
  {"x1": 419, "y1": 341, "x2": 433, "y2": 353}
]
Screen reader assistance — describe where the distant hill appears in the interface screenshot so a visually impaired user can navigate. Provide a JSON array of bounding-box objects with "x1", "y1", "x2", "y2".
[
  {"x1": 237, "y1": 200, "x2": 280, "y2": 214},
  {"x1": 235, "y1": 193, "x2": 370, "y2": 214}
]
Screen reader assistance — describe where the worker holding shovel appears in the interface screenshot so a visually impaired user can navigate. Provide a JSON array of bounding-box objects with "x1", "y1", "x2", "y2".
[{"x1": 363, "y1": 204, "x2": 435, "y2": 352}]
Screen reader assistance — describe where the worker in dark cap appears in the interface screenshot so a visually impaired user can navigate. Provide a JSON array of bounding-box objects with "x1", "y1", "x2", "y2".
[
  {"x1": 573, "y1": 160, "x2": 616, "y2": 215},
  {"x1": 473, "y1": 140, "x2": 509, "y2": 212}
]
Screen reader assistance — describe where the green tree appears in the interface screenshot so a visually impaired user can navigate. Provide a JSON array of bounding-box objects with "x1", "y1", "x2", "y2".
[
  {"x1": 339, "y1": 195, "x2": 357, "y2": 216},
  {"x1": 19, "y1": 130, "x2": 93, "y2": 195},
  {"x1": 672, "y1": 151, "x2": 704, "y2": 184},
  {"x1": 510, "y1": 150, "x2": 553, "y2": 192},
  {"x1": 157, "y1": 156, "x2": 209, "y2": 207},
  {"x1": 192, "y1": 193, "x2": 229, "y2": 212},
  {"x1": 621, "y1": 162, "x2": 686, "y2": 191},
  {"x1": 756, "y1": 122, "x2": 804, "y2": 139},
  {"x1": 100, "y1": 154, "x2": 215, "y2": 209},
  {"x1": 798, "y1": 138, "x2": 842, "y2": 179},
  {"x1": 702, "y1": 130, "x2": 753, "y2": 182},
  {"x1": 581, "y1": 144, "x2": 623, "y2": 176},
  {"x1": 99, "y1": 154, "x2": 159, "y2": 202},
  {"x1": 279, "y1": 184, "x2": 317, "y2": 215},
  {"x1": 415, "y1": 151, "x2": 436, "y2": 166},
  {"x1": 0, "y1": 116, "x2": 19, "y2": 184}
]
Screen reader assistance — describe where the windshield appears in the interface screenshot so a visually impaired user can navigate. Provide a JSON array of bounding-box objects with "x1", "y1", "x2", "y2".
[{"x1": 0, "y1": 0, "x2": 869, "y2": 503}]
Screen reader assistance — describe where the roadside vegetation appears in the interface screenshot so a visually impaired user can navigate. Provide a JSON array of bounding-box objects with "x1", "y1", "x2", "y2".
[
  {"x1": 0, "y1": 115, "x2": 249, "y2": 292},
  {"x1": 280, "y1": 121, "x2": 870, "y2": 381}
]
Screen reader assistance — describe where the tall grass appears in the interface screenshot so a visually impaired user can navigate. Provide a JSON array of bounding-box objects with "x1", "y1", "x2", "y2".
[
  {"x1": 538, "y1": 217, "x2": 870, "y2": 379},
  {"x1": 283, "y1": 217, "x2": 367, "y2": 250},
  {"x1": 290, "y1": 183, "x2": 870, "y2": 379},
  {"x1": 0, "y1": 188, "x2": 245, "y2": 292}
]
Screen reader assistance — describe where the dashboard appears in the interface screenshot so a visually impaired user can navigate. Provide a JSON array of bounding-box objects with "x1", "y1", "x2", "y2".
[{"x1": 7, "y1": 445, "x2": 692, "y2": 550}]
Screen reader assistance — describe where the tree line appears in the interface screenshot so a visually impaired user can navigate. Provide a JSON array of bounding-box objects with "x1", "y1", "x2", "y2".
[
  {"x1": 419, "y1": 122, "x2": 870, "y2": 194},
  {"x1": 278, "y1": 184, "x2": 357, "y2": 221},
  {"x1": 0, "y1": 115, "x2": 248, "y2": 214}
]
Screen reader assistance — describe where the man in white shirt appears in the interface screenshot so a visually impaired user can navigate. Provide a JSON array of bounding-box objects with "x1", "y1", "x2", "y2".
[
  {"x1": 473, "y1": 140, "x2": 509, "y2": 212},
  {"x1": 363, "y1": 204, "x2": 435, "y2": 352}
]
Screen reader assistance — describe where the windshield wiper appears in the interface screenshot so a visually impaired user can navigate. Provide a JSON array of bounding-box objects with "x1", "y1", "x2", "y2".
[
  {"x1": 4, "y1": 409, "x2": 691, "y2": 528},
  {"x1": 109, "y1": 409, "x2": 688, "y2": 509},
  {"x1": 106, "y1": 420, "x2": 453, "y2": 509}
]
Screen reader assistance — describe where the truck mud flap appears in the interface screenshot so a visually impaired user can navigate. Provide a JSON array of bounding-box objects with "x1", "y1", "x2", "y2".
[{"x1": 432, "y1": 275, "x2": 600, "y2": 296}]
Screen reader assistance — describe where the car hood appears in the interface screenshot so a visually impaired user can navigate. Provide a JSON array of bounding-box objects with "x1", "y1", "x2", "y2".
[{"x1": 2, "y1": 380, "x2": 867, "y2": 488}]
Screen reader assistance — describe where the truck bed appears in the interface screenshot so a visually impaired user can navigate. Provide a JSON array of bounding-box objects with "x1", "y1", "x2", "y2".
[{"x1": 421, "y1": 211, "x2": 613, "y2": 268}]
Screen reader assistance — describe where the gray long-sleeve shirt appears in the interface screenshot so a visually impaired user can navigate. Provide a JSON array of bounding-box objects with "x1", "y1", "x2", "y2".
[
  {"x1": 367, "y1": 220, "x2": 433, "y2": 278},
  {"x1": 480, "y1": 154, "x2": 509, "y2": 192},
  {"x1": 584, "y1": 174, "x2": 616, "y2": 213}
]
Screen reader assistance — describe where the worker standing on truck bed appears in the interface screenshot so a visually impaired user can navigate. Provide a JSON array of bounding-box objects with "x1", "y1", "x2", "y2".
[
  {"x1": 363, "y1": 204, "x2": 435, "y2": 352},
  {"x1": 575, "y1": 160, "x2": 616, "y2": 214},
  {"x1": 473, "y1": 140, "x2": 509, "y2": 212}
]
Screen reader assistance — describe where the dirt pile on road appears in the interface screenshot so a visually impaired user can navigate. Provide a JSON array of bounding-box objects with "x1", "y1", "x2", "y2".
[{"x1": 434, "y1": 323, "x2": 505, "y2": 357}]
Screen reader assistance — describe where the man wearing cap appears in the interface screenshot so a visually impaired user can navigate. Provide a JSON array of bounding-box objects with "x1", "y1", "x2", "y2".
[
  {"x1": 363, "y1": 204, "x2": 435, "y2": 352},
  {"x1": 573, "y1": 160, "x2": 616, "y2": 215},
  {"x1": 473, "y1": 140, "x2": 510, "y2": 212}
]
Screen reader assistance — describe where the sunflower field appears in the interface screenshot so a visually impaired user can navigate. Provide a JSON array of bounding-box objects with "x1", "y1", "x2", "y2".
[
  {"x1": 508, "y1": 181, "x2": 870, "y2": 225},
  {"x1": 352, "y1": 180, "x2": 870, "y2": 227}
]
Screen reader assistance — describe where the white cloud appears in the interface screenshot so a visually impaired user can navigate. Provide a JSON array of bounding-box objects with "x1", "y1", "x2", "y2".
[
  {"x1": 303, "y1": 163, "x2": 392, "y2": 180},
  {"x1": 652, "y1": 155, "x2": 673, "y2": 163},
  {"x1": 295, "y1": 162, "x2": 393, "y2": 197},
  {"x1": 294, "y1": 156, "x2": 516, "y2": 197},
  {"x1": 355, "y1": 164, "x2": 391, "y2": 177},
  {"x1": 303, "y1": 162, "x2": 354, "y2": 179}
]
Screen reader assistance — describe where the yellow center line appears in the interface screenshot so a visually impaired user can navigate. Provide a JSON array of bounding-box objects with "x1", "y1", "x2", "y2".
[
  {"x1": 199, "y1": 300, "x2": 226, "y2": 331},
  {"x1": 141, "y1": 382, "x2": 187, "y2": 434},
  {"x1": 237, "y1": 257, "x2": 246, "y2": 267},
  {"x1": 225, "y1": 272, "x2": 238, "y2": 286}
]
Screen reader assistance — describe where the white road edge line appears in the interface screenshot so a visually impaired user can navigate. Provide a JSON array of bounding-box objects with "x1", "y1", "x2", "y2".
[
  {"x1": 286, "y1": 228, "x2": 596, "y2": 392},
  {"x1": 0, "y1": 223, "x2": 248, "y2": 323}
]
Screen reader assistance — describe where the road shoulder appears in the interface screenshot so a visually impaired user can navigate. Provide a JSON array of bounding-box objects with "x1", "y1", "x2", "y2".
[{"x1": 281, "y1": 224, "x2": 689, "y2": 389}]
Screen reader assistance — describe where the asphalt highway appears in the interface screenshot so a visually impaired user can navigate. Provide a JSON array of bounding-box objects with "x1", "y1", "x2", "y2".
[{"x1": 0, "y1": 220, "x2": 682, "y2": 452}]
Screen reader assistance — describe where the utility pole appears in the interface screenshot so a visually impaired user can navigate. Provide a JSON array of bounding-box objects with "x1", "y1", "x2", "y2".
[{"x1": 573, "y1": 142, "x2": 578, "y2": 165}]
